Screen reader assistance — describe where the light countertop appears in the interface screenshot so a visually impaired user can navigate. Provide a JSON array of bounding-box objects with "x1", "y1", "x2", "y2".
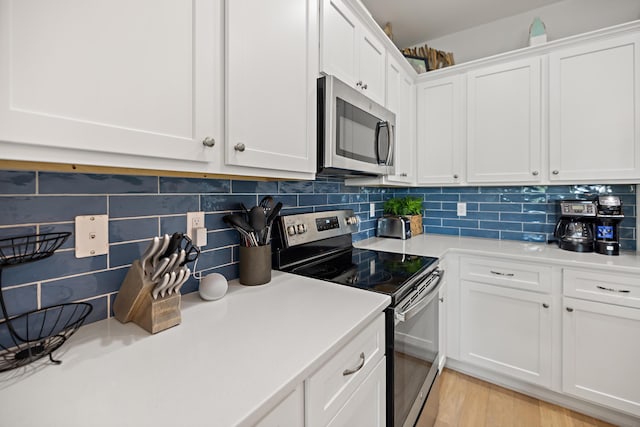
[
  {"x1": 0, "y1": 271, "x2": 390, "y2": 427},
  {"x1": 355, "y1": 234, "x2": 640, "y2": 273}
]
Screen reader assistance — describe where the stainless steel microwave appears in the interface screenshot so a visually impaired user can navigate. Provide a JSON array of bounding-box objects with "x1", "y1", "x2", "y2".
[{"x1": 317, "y1": 75, "x2": 395, "y2": 176}]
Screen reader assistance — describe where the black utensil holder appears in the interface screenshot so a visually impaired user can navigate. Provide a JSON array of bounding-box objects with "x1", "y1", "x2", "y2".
[
  {"x1": 239, "y1": 244, "x2": 271, "y2": 286},
  {"x1": 0, "y1": 232, "x2": 92, "y2": 372}
]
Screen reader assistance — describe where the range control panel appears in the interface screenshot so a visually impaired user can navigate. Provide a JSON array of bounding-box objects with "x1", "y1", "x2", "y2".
[{"x1": 278, "y1": 210, "x2": 359, "y2": 247}]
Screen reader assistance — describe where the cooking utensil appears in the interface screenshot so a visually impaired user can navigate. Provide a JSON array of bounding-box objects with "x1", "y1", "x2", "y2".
[
  {"x1": 259, "y1": 196, "x2": 274, "y2": 210},
  {"x1": 151, "y1": 272, "x2": 170, "y2": 300},
  {"x1": 139, "y1": 236, "x2": 160, "y2": 276},
  {"x1": 171, "y1": 267, "x2": 190, "y2": 295},
  {"x1": 162, "y1": 232, "x2": 183, "y2": 258},
  {"x1": 160, "y1": 271, "x2": 177, "y2": 298},
  {"x1": 151, "y1": 256, "x2": 171, "y2": 282},
  {"x1": 249, "y1": 206, "x2": 266, "y2": 244},
  {"x1": 167, "y1": 267, "x2": 187, "y2": 295},
  {"x1": 264, "y1": 202, "x2": 283, "y2": 244},
  {"x1": 152, "y1": 234, "x2": 171, "y2": 268},
  {"x1": 162, "y1": 252, "x2": 179, "y2": 276},
  {"x1": 223, "y1": 214, "x2": 258, "y2": 246}
]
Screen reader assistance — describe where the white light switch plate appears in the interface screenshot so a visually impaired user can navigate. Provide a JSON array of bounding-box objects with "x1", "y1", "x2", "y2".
[
  {"x1": 457, "y1": 202, "x2": 467, "y2": 217},
  {"x1": 75, "y1": 214, "x2": 108, "y2": 258}
]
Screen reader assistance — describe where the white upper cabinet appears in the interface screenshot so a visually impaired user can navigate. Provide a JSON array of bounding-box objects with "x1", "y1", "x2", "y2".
[
  {"x1": 549, "y1": 33, "x2": 640, "y2": 181},
  {"x1": 0, "y1": 0, "x2": 220, "y2": 164},
  {"x1": 466, "y1": 58, "x2": 542, "y2": 183},
  {"x1": 320, "y1": 0, "x2": 386, "y2": 105},
  {"x1": 416, "y1": 75, "x2": 464, "y2": 185},
  {"x1": 225, "y1": 0, "x2": 317, "y2": 174},
  {"x1": 385, "y1": 57, "x2": 415, "y2": 184}
]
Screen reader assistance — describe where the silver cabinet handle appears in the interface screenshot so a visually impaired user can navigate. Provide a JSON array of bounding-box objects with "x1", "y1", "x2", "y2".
[
  {"x1": 490, "y1": 270, "x2": 514, "y2": 277},
  {"x1": 566, "y1": 307, "x2": 574, "y2": 312},
  {"x1": 342, "y1": 352, "x2": 365, "y2": 376},
  {"x1": 202, "y1": 137, "x2": 215, "y2": 147},
  {"x1": 597, "y1": 285, "x2": 631, "y2": 293},
  {"x1": 400, "y1": 173, "x2": 408, "y2": 177},
  {"x1": 552, "y1": 170, "x2": 559, "y2": 175},
  {"x1": 532, "y1": 170, "x2": 539, "y2": 176},
  {"x1": 542, "y1": 303, "x2": 549, "y2": 308},
  {"x1": 234, "y1": 143, "x2": 246, "y2": 152}
]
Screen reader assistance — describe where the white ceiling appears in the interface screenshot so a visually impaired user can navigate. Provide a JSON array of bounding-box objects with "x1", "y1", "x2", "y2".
[{"x1": 360, "y1": 0, "x2": 565, "y2": 48}]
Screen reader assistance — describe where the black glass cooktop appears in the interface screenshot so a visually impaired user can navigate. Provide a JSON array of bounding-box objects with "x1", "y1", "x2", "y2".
[{"x1": 288, "y1": 248, "x2": 438, "y2": 303}]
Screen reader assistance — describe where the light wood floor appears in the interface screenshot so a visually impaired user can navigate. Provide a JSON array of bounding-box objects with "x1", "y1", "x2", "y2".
[{"x1": 416, "y1": 369, "x2": 616, "y2": 427}]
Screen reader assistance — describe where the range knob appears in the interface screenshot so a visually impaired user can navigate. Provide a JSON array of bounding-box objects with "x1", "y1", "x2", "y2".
[
  {"x1": 287, "y1": 225, "x2": 297, "y2": 236},
  {"x1": 346, "y1": 216, "x2": 358, "y2": 225},
  {"x1": 296, "y1": 224, "x2": 307, "y2": 234}
]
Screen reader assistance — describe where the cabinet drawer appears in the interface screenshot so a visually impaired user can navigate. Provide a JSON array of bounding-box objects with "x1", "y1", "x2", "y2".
[
  {"x1": 305, "y1": 313, "x2": 385, "y2": 427},
  {"x1": 563, "y1": 269, "x2": 640, "y2": 309},
  {"x1": 460, "y1": 256, "x2": 552, "y2": 293}
]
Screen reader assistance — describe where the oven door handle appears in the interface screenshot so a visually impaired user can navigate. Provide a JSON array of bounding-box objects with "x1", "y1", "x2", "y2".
[{"x1": 395, "y1": 268, "x2": 444, "y2": 324}]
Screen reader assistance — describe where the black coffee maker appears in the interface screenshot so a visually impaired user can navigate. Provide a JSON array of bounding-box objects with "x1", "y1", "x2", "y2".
[
  {"x1": 554, "y1": 200, "x2": 597, "y2": 252},
  {"x1": 595, "y1": 195, "x2": 624, "y2": 256}
]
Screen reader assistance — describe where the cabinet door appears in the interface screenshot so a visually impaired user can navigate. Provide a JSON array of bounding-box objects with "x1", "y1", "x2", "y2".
[
  {"x1": 0, "y1": 0, "x2": 219, "y2": 163},
  {"x1": 225, "y1": 0, "x2": 317, "y2": 173},
  {"x1": 326, "y1": 357, "x2": 386, "y2": 427},
  {"x1": 254, "y1": 385, "x2": 304, "y2": 427},
  {"x1": 460, "y1": 280, "x2": 552, "y2": 387},
  {"x1": 549, "y1": 34, "x2": 640, "y2": 181},
  {"x1": 320, "y1": 0, "x2": 359, "y2": 87},
  {"x1": 385, "y1": 59, "x2": 414, "y2": 184},
  {"x1": 416, "y1": 76, "x2": 464, "y2": 185},
  {"x1": 357, "y1": 26, "x2": 386, "y2": 106},
  {"x1": 563, "y1": 297, "x2": 640, "y2": 417},
  {"x1": 467, "y1": 58, "x2": 542, "y2": 183}
]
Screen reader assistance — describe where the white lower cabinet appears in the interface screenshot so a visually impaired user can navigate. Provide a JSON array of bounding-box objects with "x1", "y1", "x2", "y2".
[
  {"x1": 306, "y1": 313, "x2": 386, "y2": 427},
  {"x1": 562, "y1": 297, "x2": 640, "y2": 417},
  {"x1": 459, "y1": 280, "x2": 553, "y2": 388},
  {"x1": 255, "y1": 385, "x2": 304, "y2": 427}
]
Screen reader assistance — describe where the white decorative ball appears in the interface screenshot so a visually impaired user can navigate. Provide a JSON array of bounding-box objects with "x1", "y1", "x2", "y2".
[{"x1": 199, "y1": 273, "x2": 228, "y2": 301}]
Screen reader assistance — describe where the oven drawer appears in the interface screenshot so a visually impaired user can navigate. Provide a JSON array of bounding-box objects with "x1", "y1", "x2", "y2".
[
  {"x1": 563, "y1": 269, "x2": 640, "y2": 309},
  {"x1": 460, "y1": 256, "x2": 552, "y2": 293},
  {"x1": 305, "y1": 313, "x2": 385, "y2": 427}
]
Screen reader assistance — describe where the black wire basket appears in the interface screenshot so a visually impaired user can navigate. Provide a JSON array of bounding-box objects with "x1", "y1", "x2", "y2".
[
  {"x1": 0, "y1": 232, "x2": 71, "y2": 267},
  {"x1": 0, "y1": 302, "x2": 92, "y2": 372},
  {"x1": 0, "y1": 232, "x2": 93, "y2": 372}
]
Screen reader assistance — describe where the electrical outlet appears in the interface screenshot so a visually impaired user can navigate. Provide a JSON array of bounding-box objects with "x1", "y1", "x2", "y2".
[
  {"x1": 186, "y1": 212, "x2": 205, "y2": 240},
  {"x1": 457, "y1": 202, "x2": 467, "y2": 217},
  {"x1": 370, "y1": 203, "x2": 375, "y2": 218}
]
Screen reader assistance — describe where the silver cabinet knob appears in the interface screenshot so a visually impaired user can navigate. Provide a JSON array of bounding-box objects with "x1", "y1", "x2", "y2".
[
  {"x1": 202, "y1": 137, "x2": 215, "y2": 147},
  {"x1": 234, "y1": 143, "x2": 246, "y2": 152},
  {"x1": 532, "y1": 170, "x2": 539, "y2": 176},
  {"x1": 542, "y1": 303, "x2": 549, "y2": 308},
  {"x1": 356, "y1": 81, "x2": 362, "y2": 87},
  {"x1": 362, "y1": 83, "x2": 368, "y2": 90},
  {"x1": 566, "y1": 307, "x2": 573, "y2": 312},
  {"x1": 400, "y1": 173, "x2": 408, "y2": 177},
  {"x1": 552, "y1": 170, "x2": 559, "y2": 175},
  {"x1": 453, "y1": 174, "x2": 459, "y2": 179}
]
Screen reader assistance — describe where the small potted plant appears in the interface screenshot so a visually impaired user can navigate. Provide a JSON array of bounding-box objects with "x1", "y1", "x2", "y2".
[{"x1": 383, "y1": 196, "x2": 424, "y2": 236}]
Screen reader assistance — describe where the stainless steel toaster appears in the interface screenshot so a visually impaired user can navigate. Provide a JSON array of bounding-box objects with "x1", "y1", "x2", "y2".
[{"x1": 376, "y1": 216, "x2": 412, "y2": 239}]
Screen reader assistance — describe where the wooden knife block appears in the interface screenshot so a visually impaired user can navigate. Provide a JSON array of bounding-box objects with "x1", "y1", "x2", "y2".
[{"x1": 113, "y1": 259, "x2": 181, "y2": 334}]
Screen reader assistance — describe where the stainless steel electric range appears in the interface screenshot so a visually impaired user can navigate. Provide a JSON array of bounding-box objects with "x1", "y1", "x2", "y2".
[{"x1": 272, "y1": 210, "x2": 444, "y2": 427}]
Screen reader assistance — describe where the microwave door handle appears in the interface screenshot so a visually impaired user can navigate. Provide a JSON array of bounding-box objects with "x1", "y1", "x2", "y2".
[
  {"x1": 384, "y1": 122, "x2": 393, "y2": 166},
  {"x1": 375, "y1": 121, "x2": 392, "y2": 166},
  {"x1": 375, "y1": 121, "x2": 383, "y2": 164}
]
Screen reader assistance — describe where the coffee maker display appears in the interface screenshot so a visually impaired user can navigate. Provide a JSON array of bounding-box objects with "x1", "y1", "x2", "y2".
[
  {"x1": 595, "y1": 195, "x2": 624, "y2": 256},
  {"x1": 553, "y1": 200, "x2": 597, "y2": 252}
]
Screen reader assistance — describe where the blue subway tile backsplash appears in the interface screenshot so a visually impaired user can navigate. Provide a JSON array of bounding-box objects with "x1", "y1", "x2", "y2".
[{"x1": 0, "y1": 170, "x2": 637, "y2": 330}]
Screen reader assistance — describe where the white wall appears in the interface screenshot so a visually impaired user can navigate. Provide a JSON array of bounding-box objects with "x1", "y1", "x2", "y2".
[{"x1": 417, "y1": 0, "x2": 640, "y2": 64}]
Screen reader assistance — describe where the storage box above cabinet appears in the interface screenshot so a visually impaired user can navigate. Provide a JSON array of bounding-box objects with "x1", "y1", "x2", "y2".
[{"x1": 320, "y1": 0, "x2": 386, "y2": 106}]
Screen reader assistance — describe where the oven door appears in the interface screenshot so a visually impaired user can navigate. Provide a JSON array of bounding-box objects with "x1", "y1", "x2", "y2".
[{"x1": 393, "y1": 268, "x2": 443, "y2": 427}]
